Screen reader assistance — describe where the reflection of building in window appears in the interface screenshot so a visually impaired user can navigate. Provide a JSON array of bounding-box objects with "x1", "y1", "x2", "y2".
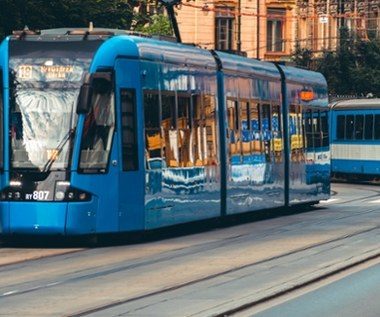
[
  {"x1": 204, "y1": 95, "x2": 217, "y2": 165},
  {"x1": 227, "y1": 99, "x2": 240, "y2": 156},
  {"x1": 272, "y1": 105, "x2": 283, "y2": 162},
  {"x1": 227, "y1": 100, "x2": 283, "y2": 164},
  {"x1": 144, "y1": 91, "x2": 217, "y2": 169},
  {"x1": 290, "y1": 104, "x2": 304, "y2": 162},
  {"x1": 178, "y1": 96, "x2": 192, "y2": 167},
  {"x1": 193, "y1": 95, "x2": 206, "y2": 166},
  {"x1": 144, "y1": 92, "x2": 164, "y2": 169},
  {"x1": 162, "y1": 95, "x2": 178, "y2": 167}
]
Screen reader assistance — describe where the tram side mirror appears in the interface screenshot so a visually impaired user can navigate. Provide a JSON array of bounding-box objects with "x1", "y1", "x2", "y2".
[
  {"x1": 76, "y1": 74, "x2": 93, "y2": 114},
  {"x1": 91, "y1": 71, "x2": 113, "y2": 95},
  {"x1": 76, "y1": 71, "x2": 113, "y2": 114}
]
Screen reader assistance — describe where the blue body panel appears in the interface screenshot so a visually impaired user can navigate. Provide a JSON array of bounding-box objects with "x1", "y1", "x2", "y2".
[
  {"x1": 0, "y1": 31, "x2": 330, "y2": 236},
  {"x1": 331, "y1": 158, "x2": 380, "y2": 175},
  {"x1": 0, "y1": 39, "x2": 9, "y2": 190},
  {"x1": 3, "y1": 202, "x2": 67, "y2": 235}
]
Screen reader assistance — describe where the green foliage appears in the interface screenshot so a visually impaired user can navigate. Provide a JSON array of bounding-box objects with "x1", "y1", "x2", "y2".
[
  {"x1": 0, "y1": 0, "x2": 150, "y2": 39},
  {"x1": 293, "y1": 42, "x2": 313, "y2": 69},
  {"x1": 135, "y1": 14, "x2": 173, "y2": 36},
  {"x1": 295, "y1": 28, "x2": 380, "y2": 97}
]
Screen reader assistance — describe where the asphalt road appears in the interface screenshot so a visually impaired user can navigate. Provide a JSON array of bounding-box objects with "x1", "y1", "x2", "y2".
[
  {"x1": 1, "y1": 183, "x2": 380, "y2": 316},
  {"x1": 250, "y1": 259, "x2": 380, "y2": 317}
]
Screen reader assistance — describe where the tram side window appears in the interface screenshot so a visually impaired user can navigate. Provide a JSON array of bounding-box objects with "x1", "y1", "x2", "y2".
[
  {"x1": 304, "y1": 110, "x2": 328, "y2": 150},
  {"x1": 272, "y1": 105, "x2": 282, "y2": 162},
  {"x1": 204, "y1": 95, "x2": 218, "y2": 165},
  {"x1": 144, "y1": 91, "x2": 216, "y2": 169},
  {"x1": 374, "y1": 115, "x2": 380, "y2": 139},
  {"x1": 79, "y1": 77, "x2": 115, "y2": 172},
  {"x1": 162, "y1": 94, "x2": 178, "y2": 167},
  {"x1": 289, "y1": 104, "x2": 303, "y2": 162},
  {"x1": 346, "y1": 115, "x2": 354, "y2": 140},
  {"x1": 241, "y1": 101, "x2": 250, "y2": 157},
  {"x1": 321, "y1": 111, "x2": 329, "y2": 147},
  {"x1": 364, "y1": 114, "x2": 374, "y2": 140},
  {"x1": 144, "y1": 92, "x2": 163, "y2": 169},
  {"x1": 178, "y1": 95, "x2": 192, "y2": 166},
  {"x1": 354, "y1": 115, "x2": 364, "y2": 140},
  {"x1": 250, "y1": 102, "x2": 261, "y2": 155},
  {"x1": 304, "y1": 110, "x2": 314, "y2": 149},
  {"x1": 337, "y1": 114, "x2": 374, "y2": 141},
  {"x1": 336, "y1": 115, "x2": 346, "y2": 140},
  {"x1": 121, "y1": 89, "x2": 138, "y2": 171},
  {"x1": 261, "y1": 104, "x2": 273, "y2": 163},
  {"x1": 227, "y1": 99, "x2": 240, "y2": 160},
  {"x1": 193, "y1": 94, "x2": 205, "y2": 166}
]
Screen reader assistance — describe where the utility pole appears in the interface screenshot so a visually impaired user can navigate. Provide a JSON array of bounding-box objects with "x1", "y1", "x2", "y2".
[
  {"x1": 157, "y1": 0, "x2": 182, "y2": 43},
  {"x1": 237, "y1": 0, "x2": 242, "y2": 51}
]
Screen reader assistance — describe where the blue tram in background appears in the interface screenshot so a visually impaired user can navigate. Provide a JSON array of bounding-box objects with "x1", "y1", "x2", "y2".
[
  {"x1": 0, "y1": 28, "x2": 330, "y2": 237},
  {"x1": 330, "y1": 98, "x2": 380, "y2": 180}
]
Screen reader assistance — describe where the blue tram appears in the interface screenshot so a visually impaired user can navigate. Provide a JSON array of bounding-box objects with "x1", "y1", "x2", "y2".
[
  {"x1": 0, "y1": 28, "x2": 330, "y2": 236},
  {"x1": 330, "y1": 98, "x2": 380, "y2": 180}
]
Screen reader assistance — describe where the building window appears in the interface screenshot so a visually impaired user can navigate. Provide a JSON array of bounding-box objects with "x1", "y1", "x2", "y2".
[
  {"x1": 215, "y1": 6, "x2": 234, "y2": 51},
  {"x1": 267, "y1": 8, "x2": 285, "y2": 52}
]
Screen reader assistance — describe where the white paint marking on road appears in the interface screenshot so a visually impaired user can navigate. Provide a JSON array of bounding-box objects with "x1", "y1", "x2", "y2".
[{"x1": 319, "y1": 198, "x2": 340, "y2": 204}]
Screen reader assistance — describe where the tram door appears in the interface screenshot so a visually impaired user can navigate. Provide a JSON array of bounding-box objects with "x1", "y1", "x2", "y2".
[{"x1": 115, "y1": 59, "x2": 145, "y2": 231}]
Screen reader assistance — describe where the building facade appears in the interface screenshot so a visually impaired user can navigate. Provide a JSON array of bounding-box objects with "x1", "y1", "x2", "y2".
[{"x1": 174, "y1": 0, "x2": 380, "y2": 61}]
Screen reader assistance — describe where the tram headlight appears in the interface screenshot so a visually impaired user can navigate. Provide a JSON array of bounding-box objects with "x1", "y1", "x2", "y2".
[
  {"x1": 55, "y1": 181, "x2": 92, "y2": 202},
  {"x1": 0, "y1": 183, "x2": 23, "y2": 201},
  {"x1": 55, "y1": 191, "x2": 65, "y2": 201},
  {"x1": 78, "y1": 193, "x2": 87, "y2": 200}
]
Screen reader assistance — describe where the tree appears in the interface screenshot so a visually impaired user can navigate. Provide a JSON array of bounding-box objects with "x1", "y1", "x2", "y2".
[
  {"x1": 0, "y1": 0, "x2": 148, "y2": 40},
  {"x1": 295, "y1": 28, "x2": 380, "y2": 98},
  {"x1": 135, "y1": 14, "x2": 173, "y2": 36},
  {"x1": 293, "y1": 42, "x2": 313, "y2": 70}
]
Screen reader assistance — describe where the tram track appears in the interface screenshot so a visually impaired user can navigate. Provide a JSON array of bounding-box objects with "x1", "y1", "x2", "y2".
[
  {"x1": 1, "y1": 184, "x2": 380, "y2": 316},
  {"x1": 64, "y1": 224, "x2": 380, "y2": 316}
]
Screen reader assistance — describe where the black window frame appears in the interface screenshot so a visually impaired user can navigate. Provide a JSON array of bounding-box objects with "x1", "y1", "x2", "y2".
[
  {"x1": 121, "y1": 88, "x2": 138, "y2": 171},
  {"x1": 266, "y1": 8, "x2": 285, "y2": 52},
  {"x1": 215, "y1": 6, "x2": 235, "y2": 51},
  {"x1": 0, "y1": 68, "x2": 3, "y2": 170}
]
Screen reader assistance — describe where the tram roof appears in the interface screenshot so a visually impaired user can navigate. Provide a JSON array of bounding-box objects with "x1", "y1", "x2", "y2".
[
  {"x1": 330, "y1": 98, "x2": 380, "y2": 110},
  {"x1": 215, "y1": 50, "x2": 280, "y2": 80},
  {"x1": 89, "y1": 33, "x2": 217, "y2": 71},
  {"x1": 7, "y1": 27, "x2": 217, "y2": 70},
  {"x1": 277, "y1": 64, "x2": 327, "y2": 87}
]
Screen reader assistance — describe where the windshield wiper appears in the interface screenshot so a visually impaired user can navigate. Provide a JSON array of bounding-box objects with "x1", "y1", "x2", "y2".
[{"x1": 42, "y1": 128, "x2": 76, "y2": 173}]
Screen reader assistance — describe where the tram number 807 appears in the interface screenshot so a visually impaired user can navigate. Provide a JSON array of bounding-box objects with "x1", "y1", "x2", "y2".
[{"x1": 25, "y1": 191, "x2": 50, "y2": 201}]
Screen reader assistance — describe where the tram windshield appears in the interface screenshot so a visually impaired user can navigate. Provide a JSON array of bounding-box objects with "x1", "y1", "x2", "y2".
[{"x1": 8, "y1": 40, "x2": 102, "y2": 170}]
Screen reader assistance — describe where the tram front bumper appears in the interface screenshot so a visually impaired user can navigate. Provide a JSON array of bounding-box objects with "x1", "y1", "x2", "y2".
[{"x1": 0, "y1": 201, "x2": 97, "y2": 236}]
